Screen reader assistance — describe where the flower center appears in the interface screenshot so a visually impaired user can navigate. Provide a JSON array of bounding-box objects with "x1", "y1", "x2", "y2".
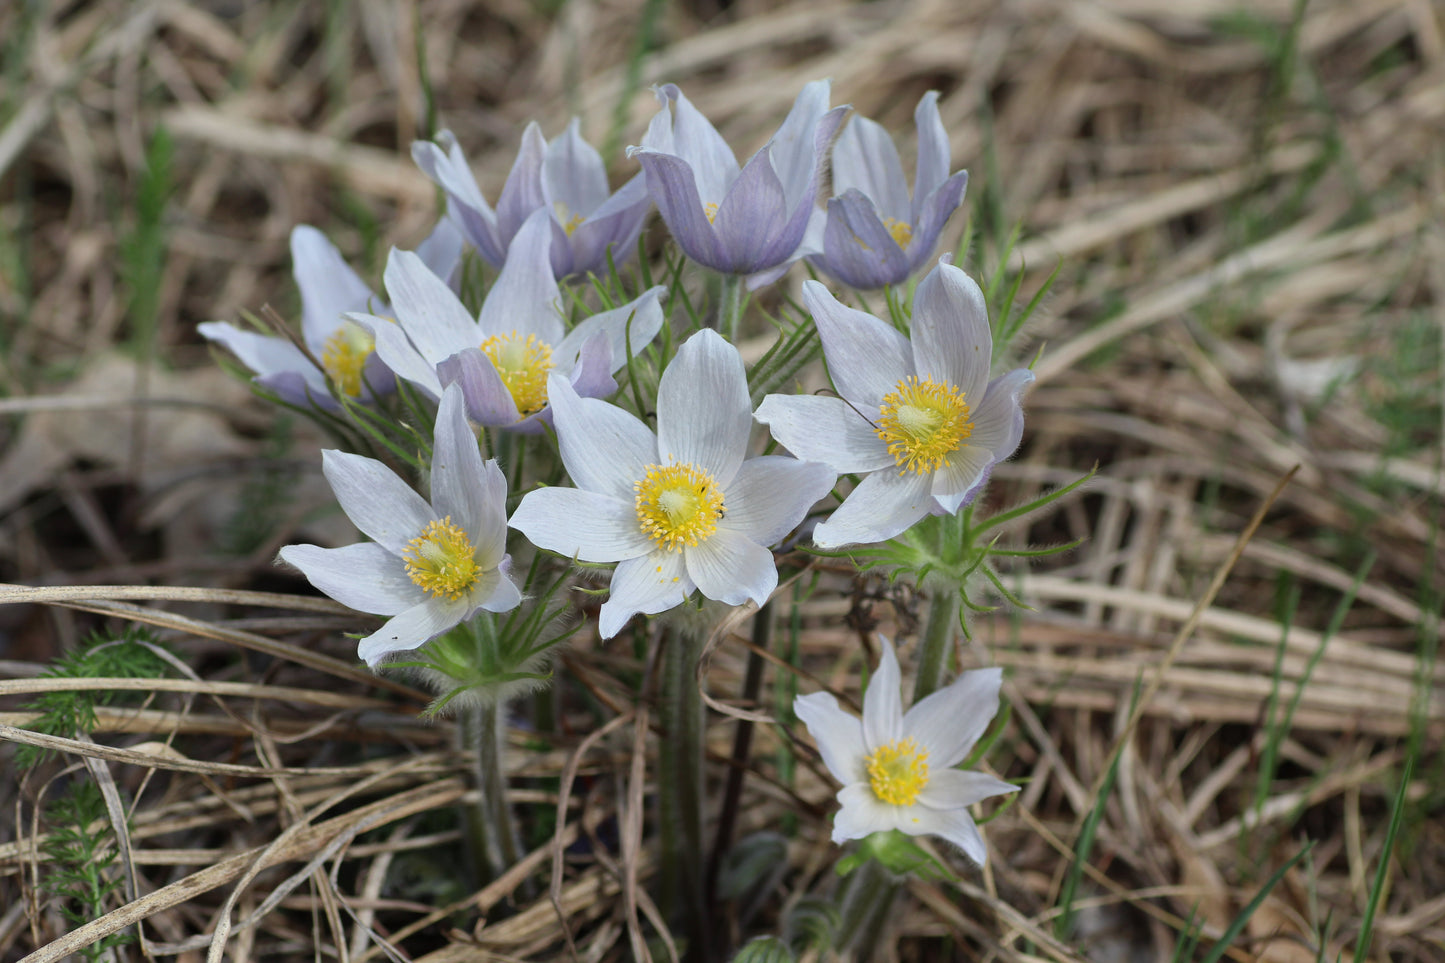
[
  {"x1": 703, "y1": 201, "x2": 719, "y2": 223},
  {"x1": 875, "y1": 376, "x2": 973, "y2": 475},
  {"x1": 883, "y1": 216, "x2": 913, "y2": 249},
  {"x1": 866, "y1": 737, "x2": 930, "y2": 806},
  {"x1": 402, "y1": 516, "x2": 480, "y2": 601},
  {"x1": 321, "y1": 322, "x2": 376, "y2": 398},
  {"x1": 480, "y1": 331, "x2": 555, "y2": 416},
  {"x1": 553, "y1": 201, "x2": 585, "y2": 236},
  {"x1": 633, "y1": 462, "x2": 725, "y2": 552}
]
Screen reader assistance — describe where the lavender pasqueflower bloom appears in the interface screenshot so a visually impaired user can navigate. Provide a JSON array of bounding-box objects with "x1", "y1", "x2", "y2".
[
  {"x1": 413, "y1": 120, "x2": 652, "y2": 279},
  {"x1": 755, "y1": 258, "x2": 1033, "y2": 549},
  {"x1": 794, "y1": 636, "x2": 1016, "y2": 863},
  {"x1": 279, "y1": 384, "x2": 521, "y2": 667},
  {"x1": 628, "y1": 81, "x2": 848, "y2": 276},
  {"x1": 199, "y1": 218, "x2": 462, "y2": 408},
  {"x1": 508, "y1": 329, "x2": 836, "y2": 639},
  {"x1": 352, "y1": 208, "x2": 666, "y2": 433}
]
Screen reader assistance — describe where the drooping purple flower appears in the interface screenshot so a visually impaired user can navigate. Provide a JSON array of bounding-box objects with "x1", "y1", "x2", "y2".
[
  {"x1": 413, "y1": 120, "x2": 652, "y2": 279},
  {"x1": 200, "y1": 218, "x2": 462, "y2": 409},
  {"x1": 628, "y1": 81, "x2": 848, "y2": 277},
  {"x1": 755, "y1": 258, "x2": 1033, "y2": 548},
  {"x1": 352, "y1": 209, "x2": 666, "y2": 433}
]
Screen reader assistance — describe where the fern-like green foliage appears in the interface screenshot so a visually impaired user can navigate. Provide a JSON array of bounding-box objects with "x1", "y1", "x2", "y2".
[
  {"x1": 41, "y1": 780, "x2": 133, "y2": 960},
  {"x1": 16, "y1": 625, "x2": 172, "y2": 768}
]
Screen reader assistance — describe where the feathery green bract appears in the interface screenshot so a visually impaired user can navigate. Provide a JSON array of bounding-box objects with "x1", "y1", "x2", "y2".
[
  {"x1": 17, "y1": 626, "x2": 172, "y2": 768},
  {"x1": 41, "y1": 780, "x2": 134, "y2": 961}
]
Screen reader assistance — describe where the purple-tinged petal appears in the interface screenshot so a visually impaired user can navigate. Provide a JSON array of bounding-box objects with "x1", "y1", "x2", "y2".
[
  {"x1": 199, "y1": 321, "x2": 314, "y2": 381},
  {"x1": 968, "y1": 368, "x2": 1034, "y2": 458},
  {"x1": 712, "y1": 148, "x2": 789, "y2": 273},
  {"x1": 832, "y1": 115, "x2": 910, "y2": 224},
  {"x1": 833, "y1": 782, "x2": 897, "y2": 843},
  {"x1": 429, "y1": 384, "x2": 496, "y2": 547},
  {"x1": 819, "y1": 190, "x2": 911, "y2": 289},
  {"x1": 548, "y1": 374, "x2": 656, "y2": 501},
  {"x1": 656, "y1": 329, "x2": 751, "y2": 484},
  {"x1": 476, "y1": 209, "x2": 565, "y2": 345},
  {"x1": 767, "y1": 79, "x2": 832, "y2": 208},
  {"x1": 903, "y1": 667, "x2": 1003, "y2": 768},
  {"x1": 685, "y1": 528, "x2": 776, "y2": 608},
  {"x1": 256, "y1": 369, "x2": 336, "y2": 410},
  {"x1": 755, "y1": 393, "x2": 893, "y2": 473},
  {"x1": 632, "y1": 150, "x2": 726, "y2": 269},
  {"x1": 811, "y1": 468, "x2": 931, "y2": 549},
  {"x1": 352, "y1": 313, "x2": 443, "y2": 399},
  {"x1": 278, "y1": 542, "x2": 424, "y2": 616},
  {"x1": 930, "y1": 444, "x2": 995, "y2": 515},
  {"x1": 544, "y1": 117, "x2": 611, "y2": 216},
  {"x1": 861, "y1": 638, "x2": 903, "y2": 749},
  {"x1": 904, "y1": 170, "x2": 968, "y2": 273},
  {"x1": 291, "y1": 226, "x2": 377, "y2": 353},
  {"x1": 555, "y1": 286, "x2": 666, "y2": 374},
  {"x1": 911, "y1": 91, "x2": 950, "y2": 224},
  {"x1": 437, "y1": 348, "x2": 522, "y2": 427},
  {"x1": 568, "y1": 172, "x2": 652, "y2": 276},
  {"x1": 509, "y1": 487, "x2": 651, "y2": 562},
  {"x1": 415, "y1": 213, "x2": 465, "y2": 287},
  {"x1": 357, "y1": 597, "x2": 469, "y2": 667},
  {"x1": 794, "y1": 692, "x2": 867, "y2": 785},
  {"x1": 321, "y1": 450, "x2": 436, "y2": 555},
  {"x1": 412, "y1": 132, "x2": 505, "y2": 265},
  {"x1": 719, "y1": 455, "x2": 835, "y2": 547},
  {"x1": 600, "y1": 551, "x2": 693, "y2": 639},
  {"x1": 495, "y1": 122, "x2": 548, "y2": 246},
  {"x1": 802, "y1": 280, "x2": 912, "y2": 410},
  {"x1": 654, "y1": 84, "x2": 738, "y2": 202},
  {"x1": 383, "y1": 249, "x2": 480, "y2": 366},
  {"x1": 566, "y1": 333, "x2": 617, "y2": 401},
  {"x1": 746, "y1": 205, "x2": 825, "y2": 291},
  {"x1": 911, "y1": 259, "x2": 991, "y2": 401}
]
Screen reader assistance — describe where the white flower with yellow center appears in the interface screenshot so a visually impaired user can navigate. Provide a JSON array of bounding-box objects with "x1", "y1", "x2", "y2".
[
  {"x1": 794, "y1": 637, "x2": 1016, "y2": 864},
  {"x1": 278, "y1": 384, "x2": 521, "y2": 667},
  {"x1": 200, "y1": 219, "x2": 462, "y2": 409},
  {"x1": 353, "y1": 209, "x2": 666, "y2": 432},
  {"x1": 755, "y1": 258, "x2": 1034, "y2": 548},
  {"x1": 508, "y1": 329, "x2": 836, "y2": 639}
]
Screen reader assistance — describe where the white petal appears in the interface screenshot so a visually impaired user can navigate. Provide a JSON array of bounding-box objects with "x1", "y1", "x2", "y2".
[
  {"x1": 811, "y1": 468, "x2": 931, "y2": 549},
  {"x1": 430, "y1": 384, "x2": 494, "y2": 546},
  {"x1": 899, "y1": 804, "x2": 988, "y2": 865},
  {"x1": 554, "y1": 286, "x2": 667, "y2": 373},
  {"x1": 352, "y1": 313, "x2": 443, "y2": 398},
  {"x1": 766, "y1": 78, "x2": 831, "y2": 207},
  {"x1": 278, "y1": 542, "x2": 423, "y2": 616},
  {"x1": 508, "y1": 487, "x2": 652, "y2": 562},
  {"x1": 831, "y1": 113, "x2": 910, "y2": 223},
  {"x1": 291, "y1": 225, "x2": 377, "y2": 352},
  {"x1": 754, "y1": 394, "x2": 892, "y2": 473},
  {"x1": 475, "y1": 560, "x2": 523, "y2": 614},
  {"x1": 198, "y1": 322, "x2": 314, "y2": 381},
  {"x1": 930, "y1": 444, "x2": 995, "y2": 515},
  {"x1": 548, "y1": 375, "x2": 656, "y2": 501},
  {"x1": 903, "y1": 667, "x2": 1003, "y2": 768},
  {"x1": 356, "y1": 598, "x2": 468, "y2": 667},
  {"x1": 802, "y1": 281, "x2": 912, "y2": 410},
  {"x1": 383, "y1": 249, "x2": 480, "y2": 367},
  {"x1": 916, "y1": 769, "x2": 1018, "y2": 811},
  {"x1": 911, "y1": 91, "x2": 950, "y2": 224},
  {"x1": 862, "y1": 637, "x2": 903, "y2": 749},
  {"x1": 968, "y1": 368, "x2": 1034, "y2": 457},
  {"x1": 321, "y1": 450, "x2": 436, "y2": 555},
  {"x1": 911, "y1": 260, "x2": 991, "y2": 403},
  {"x1": 656, "y1": 329, "x2": 751, "y2": 484},
  {"x1": 599, "y1": 552, "x2": 693, "y2": 638},
  {"x1": 832, "y1": 782, "x2": 898, "y2": 843},
  {"x1": 544, "y1": 118, "x2": 611, "y2": 215},
  {"x1": 684, "y1": 528, "x2": 776, "y2": 608},
  {"x1": 720, "y1": 455, "x2": 835, "y2": 547},
  {"x1": 477, "y1": 208, "x2": 565, "y2": 345},
  {"x1": 794, "y1": 692, "x2": 867, "y2": 785}
]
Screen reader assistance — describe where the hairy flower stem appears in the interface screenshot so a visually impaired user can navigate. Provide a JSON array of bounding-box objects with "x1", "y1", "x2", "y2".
[
  {"x1": 658, "y1": 625, "x2": 713, "y2": 956},
  {"x1": 461, "y1": 700, "x2": 521, "y2": 885},
  {"x1": 715, "y1": 273, "x2": 744, "y2": 343},
  {"x1": 913, "y1": 583, "x2": 962, "y2": 701}
]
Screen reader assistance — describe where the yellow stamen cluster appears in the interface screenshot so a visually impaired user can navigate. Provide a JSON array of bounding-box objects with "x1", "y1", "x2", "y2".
[
  {"x1": 634, "y1": 462, "x2": 725, "y2": 552},
  {"x1": 480, "y1": 331, "x2": 555, "y2": 416},
  {"x1": 402, "y1": 516, "x2": 480, "y2": 601},
  {"x1": 865, "y1": 737, "x2": 930, "y2": 806},
  {"x1": 553, "y1": 202, "x2": 585, "y2": 236},
  {"x1": 703, "y1": 202, "x2": 720, "y2": 223},
  {"x1": 883, "y1": 216, "x2": 913, "y2": 249},
  {"x1": 875, "y1": 376, "x2": 973, "y2": 475},
  {"x1": 321, "y1": 323, "x2": 377, "y2": 398}
]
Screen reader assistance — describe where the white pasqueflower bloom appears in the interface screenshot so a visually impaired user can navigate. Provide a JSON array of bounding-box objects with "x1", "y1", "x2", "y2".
[
  {"x1": 279, "y1": 384, "x2": 521, "y2": 666},
  {"x1": 794, "y1": 637, "x2": 1015, "y2": 864},
  {"x1": 508, "y1": 328, "x2": 836, "y2": 639},
  {"x1": 755, "y1": 257, "x2": 1034, "y2": 548}
]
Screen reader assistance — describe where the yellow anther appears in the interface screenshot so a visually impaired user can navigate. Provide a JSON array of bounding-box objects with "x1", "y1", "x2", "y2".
[
  {"x1": 402, "y1": 516, "x2": 480, "y2": 601},
  {"x1": 865, "y1": 737, "x2": 930, "y2": 806},
  {"x1": 875, "y1": 376, "x2": 973, "y2": 475},
  {"x1": 703, "y1": 202, "x2": 720, "y2": 223},
  {"x1": 321, "y1": 322, "x2": 376, "y2": 398},
  {"x1": 883, "y1": 216, "x2": 913, "y2": 249},
  {"x1": 480, "y1": 331, "x2": 555, "y2": 416},
  {"x1": 634, "y1": 462, "x2": 725, "y2": 552},
  {"x1": 554, "y1": 201, "x2": 585, "y2": 236}
]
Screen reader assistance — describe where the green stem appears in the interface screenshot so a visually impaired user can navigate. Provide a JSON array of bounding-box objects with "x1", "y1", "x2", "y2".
[
  {"x1": 462, "y1": 700, "x2": 521, "y2": 885},
  {"x1": 716, "y1": 273, "x2": 744, "y2": 343},
  {"x1": 657, "y1": 625, "x2": 712, "y2": 954},
  {"x1": 913, "y1": 583, "x2": 961, "y2": 701},
  {"x1": 835, "y1": 859, "x2": 898, "y2": 957}
]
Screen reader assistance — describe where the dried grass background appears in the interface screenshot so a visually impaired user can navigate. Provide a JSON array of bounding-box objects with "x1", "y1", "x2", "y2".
[{"x1": 2, "y1": 0, "x2": 1444, "y2": 960}]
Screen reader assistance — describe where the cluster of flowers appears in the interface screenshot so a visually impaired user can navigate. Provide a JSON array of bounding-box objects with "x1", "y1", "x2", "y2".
[{"x1": 205, "y1": 81, "x2": 1024, "y2": 862}]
